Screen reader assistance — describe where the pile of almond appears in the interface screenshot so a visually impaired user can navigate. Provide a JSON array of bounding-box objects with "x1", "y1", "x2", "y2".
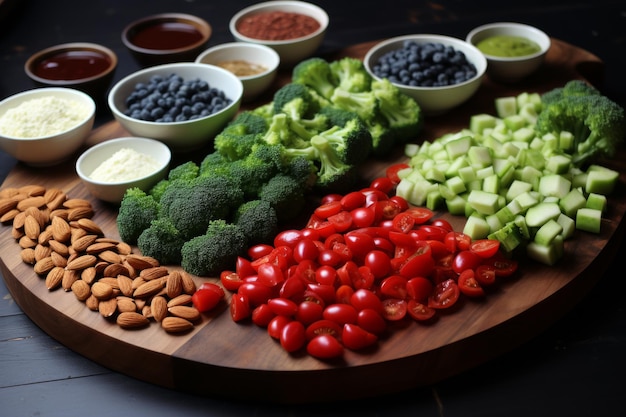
[{"x1": 0, "y1": 184, "x2": 202, "y2": 334}]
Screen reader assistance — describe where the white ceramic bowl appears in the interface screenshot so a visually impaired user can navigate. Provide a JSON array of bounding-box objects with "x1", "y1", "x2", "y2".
[
  {"x1": 76, "y1": 137, "x2": 171, "y2": 203},
  {"x1": 364, "y1": 34, "x2": 487, "y2": 115},
  {"x1": 0, "y1": 87, "x2": 95, "y2": 167},
  {"x1": 108, "y1": 62, "x2": 243, "y2": 152},
  {"x1": 195, "y1": 42, "x2": 280, "y2": 102},
  {"x1": 229, "y1": 1, "x2": 328, "y2": 67},
  {"x1": 466, "y1": 22, "x2": 551, "y2": 83}
]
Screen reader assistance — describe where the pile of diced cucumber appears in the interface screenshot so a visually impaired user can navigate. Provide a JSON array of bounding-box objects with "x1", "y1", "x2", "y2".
[{"x1": 396, "y1": 92, "x2": 620, "y2": 265}]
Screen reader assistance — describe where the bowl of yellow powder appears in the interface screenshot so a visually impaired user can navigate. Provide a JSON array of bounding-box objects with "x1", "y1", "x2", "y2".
[
  {"x1": 76, "y1": 136, "x2": 171, "y2": 203},
  {"x1": 0, "y1": 87, "x2": 96, "y2": 166}
]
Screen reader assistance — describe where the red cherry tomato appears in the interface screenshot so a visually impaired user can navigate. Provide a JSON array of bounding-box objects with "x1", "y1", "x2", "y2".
[
  {"x1": 307, "y1": 334, "x2": 344, "y2": 359},
  {"x1": 335, "y1": 284, "x2": 354, "y2": 304},
  {"x1": 379, "y1": 275, "x2": 408, "y2": 300},
  {"x1": 267, "y1": 315, "x2": 292, "y2": 339},
  {"x1": 458, "y1": 269, "x2": 485, "y2": 297},
  {"x1": 296, "y1": 300, "x2": 324, "y2": 325},
  {"x1": 323, "y1": 303, "x2": 358, "y2": 326},
  {"x1": 407, "y1": 299, "x2": 436, "y2": 322},
  {"x1": 328, "y1": 211, "x2": 353, "y2": 232},
  {"x1": 251, "y1": 303, "x2": 275, "y2": 327},
  {"x1": 364, "y1": 250, "x2": 391, "y2": 279},
  {"x1": 247, "y1": 244, "x2": 274, "y2": 261},
  {"x1": 220, "y1": 270, "x2": 244, "y2": 291},
  {"x1": 452, "y1": 250, "x2": 482, "y2": 274},
  {"x1": 475, "y1": 264, "x2": 497, "y2": 286},
  {"x1": 280, "y1": 320, "x2": 306, "y2": 353},
  {"x1": 350, "y1": 288, "x2": 383, "y2": 312},
  {"x1": 386, "y1": 162, "x2": 410, "y2": 184},
  {"x1": 257, "y1": 263, "x2": 285, "y2": 287},
  {"x1": 238, "y1": 282, "x2": 275, "y2": 307},
  {"x1": 428, "y1": 279, "x2": 460, "y2": 309},
  {"x1": 314, "y1": 200, "x2": 343, "y2": 219},
  {"x1": 273, "y1": 229, "x2": 303, "y2": 248},
  {"x1": 405, "y1": 276, "x2": 433, "y2": 302},
  {"x1": 381, "y1": 298, "x2": 407, "y2": 321},
  {"x1": 369, "y1": 176, "x2": 394, "y2": 194},
  {"x1": 470, "y1": 239, "x2": 501, "y2": 258},
  {"x1": 391, "y1": 212, "x2": 415, "y2": 233},
  {"x1": 344, "y1": 232, "x2": 376, "y2": 261},
  {"x1": 484, "y1": 253, "x2": 519, "y2": 277},
  {"x1": 341, "y1": 191, "x2": 367, "y2": 211},
  {"x1": 398, "y1": 241, "x2": 435, "y2": 278},
  {"x1": 342, "y1": 323, "x2": 378, "y2": 350},
  {"x1": 351, "y1": 207, "x2": 376, "y2": 228},
  {"x1": 357, "y1": 308, "x2": 387, "y2": 335},
  {"x1": 230, "y1": 293, "x2": 251, "y2": 322},
  {"x1": 192, "y1": 285, "x2": 224, "y2": 313},
  {"x1": 405, "y1": 207, "x2": 434, "y2": 224},
  {"x1": 305, "y1": 319, "x2": 342, "y2": 341},
  {"x1": 268, "y1": 297, "x2": 299, "y2": 316},
  {"x1": 293, "y1": 238, "x2": 320, "y2": 263}
]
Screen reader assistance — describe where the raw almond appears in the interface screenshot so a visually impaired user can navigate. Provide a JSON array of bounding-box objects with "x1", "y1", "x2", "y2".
[
  {"x1": 103, "y1": 262, "x2": 129, "y2": 278},
  {"x1": 43, "y1": 188, "x2": 65, "y2": 204},
  {"x1": 99, "y1": 277, "x2": 120, "y2": 290},
  {"x1": 166, "y1": 271, "x2": 183, "y2": 298},
  {"x1": 51, "y1": 216, "x2": 71, "y2": 242},
  {"x1": 50, "y1": 251, "x2": 68, "y2": 268},
  {"x1": 71, "y1": 280, "x2": 91, "y2": 301},
  {"x1": 45, "y1": 266, "x2": 65, "y2": 290},
  {"x1": 63, "y1": 198, "x2": 92, "y2": 209},
  {"x1": 150, "y1": 296, "x2": 168, "y2": 322},
  {"x1": 86, "y1": 241, "x2": 117, "y2": 254},
  {"x1": 16, "y1": 196, "x2": 45, "y2": 211},
  {"x1": 18, "y1": 235, "x2": 36, "y2": 249},
  {"x1": 20, "y1": 184, "x2": 46, "y2": 197},
  {"x1": 34, "y1": 243, "x2": 52, "y2": 261},
  {"x1": 117, "y1": 275, "x2": 134, "y2": 297},
  {"x1": 167, "y1": 294, "x2": 193, "y2": 308},
  {"x1": 63, "y1": 269, "x2": 80, "y2": 291},
  {"x1": 116, "y1": 311, "x2": 149, "y2": 329},
  {"x1": 23, "y1": 215, "x2": 41, "y2": 240},
  {"x1": 80, "y1": 267, "x2": 97, "y2": 285},
  {"x1": 33, "y1": 256, "x2": 54, "y2": 275},
  {"x1": 72, "y1": 234, "x2": 98, "y2": 253},
  {"x1": 126, "y1": 254, "x2": 160, "y2": 270},
  {"x1": 116, "y1": 241, "x2": 132, "y2": 255},
  {"x1": 140, "y1": 266, "x2": 169, "y2": 281},
  {"x1": 116, "y1": 297, "x2": 137, "y2": 313},
  {"x1": 133, "y1": 278, "x2": 165, "y2": 298},
  {"x1": 91, "y1": 281, "x2": 114, "y2": 300},
  {"x1": 20, "y1": 247, "x2": 36, "y2": 264},
  {"x1": 167, "y1": 305, "x2": 201, "y2": 322},
  {"x1": 180, "y1": 271, "x2": 196, "y2": 294},
  {"x1": 66, "y1": 254, "x2": 97, "y2": 270},
  {"x1": 0, "y1": 208, "x2": 20, "y2": 223},
  {"x1": 75, "y1": 218, "x2": 102, "y2": 235},
  {"x1": 98, "y1": 298, "x2": 118, "y2": 318},
  {"x1": 161, "y1": 316, "x2": 194, "y2": 333},
  {"x1": 37, "y1": 227, "x2": 53, "y2": 245},
  {"x1": 98, "y1": 250, "x2": 121, "y2": 265},
  {"x1": 85, "y1": 294, "x2": 100, "y2": 311},
  {"x1": 0, "y1": 197, "x2": 18, "y2": 217},
  {"x1": 67, "y1": 206, "x2": 95, "y2": 221},
  {"x1": 48, "y1": 239, "x2": 69, "y2": 257}
]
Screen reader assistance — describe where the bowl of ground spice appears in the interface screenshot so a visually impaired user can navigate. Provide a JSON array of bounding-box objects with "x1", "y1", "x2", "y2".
[
  {"x1": 76, "y1": 136, "x2": 171, "y2": 203},
  {"x1": 229, "y1": 1, "x2": 329, "y2": 67},
  {"x1": 0, "y1": 87, "x2": 96, "y2": 166},
  {"x1": 195, "y1": 42, "x2": 280, "y2": 102}
]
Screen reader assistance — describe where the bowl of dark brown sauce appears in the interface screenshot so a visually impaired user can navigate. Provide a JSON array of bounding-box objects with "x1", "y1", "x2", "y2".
[
  {"x1": 122, "y1": 13, "x2": 212, "y2": 67},
  {"x1": 24, "y1": 42, "x2": 118, "y2": 106}
]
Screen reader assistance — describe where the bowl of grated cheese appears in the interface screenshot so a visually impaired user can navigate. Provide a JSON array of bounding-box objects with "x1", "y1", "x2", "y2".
[
  {"x1": 0, "y1": 87, "x2": 96, "y2": 166},
  {"x1": 76, "y1": 136, "x2": 171, "y2": 204}
]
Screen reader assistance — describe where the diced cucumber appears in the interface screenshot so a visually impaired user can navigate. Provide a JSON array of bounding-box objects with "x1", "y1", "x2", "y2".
[
  {"x1": 585, "y1": 165, "x2": 619, "y2": 195},
  {"x1": 586, "y1": 192, "x2": 607, "y2": 212},
  {"x1": 558, "y1": 188, "x2": 587, "y2": 218},
  {"x1": 525, "y1": 202, "x2": 561, "y2": 227},
  {"x1": 445, "y1": 136, "x2": 472, "y2": 159},
  {"x1": 464, "y1": 213, "x2": 490, "y2": 239},
  {"x1": 446, "y1": 195, "x2": 467, "y2": 215},
  {"x1": 495, "y1": 96, "x2": 518, "y2": 118},
  {"x1": 545, "y1": 154, "x2": 572, "y2": 175},
  {"x1": 467, "y1": 190, "x2": 501, "y2": 215},
  {"x1": 526, "y1": 236, "x2": 564, "y2": 266},
  {"x1": 470, "y1": 114, "x2": 498, "y2": 134},
  {"x1": 556, "y1": 213, "x2": 576, "y2": 239},
  {"x1": 538, "y1": 174, "x2": 571, "y2": 199},
  {"x1": 576, "y1": 207, "x2": 602, "y2": 233},
  {"x1": 534, "y1": 219, "x2": 563, "y2": 246},
  {"x1": 468, "y1": 146, "x2": 493, "y2": 167},
  {"x1": 506, "y1": 180, "x2": 533, "y2": 202}
]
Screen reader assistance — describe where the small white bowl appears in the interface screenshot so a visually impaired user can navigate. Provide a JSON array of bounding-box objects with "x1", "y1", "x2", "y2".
[
  {"x1": 229, "y1": 1, "x2": 329, "y2": 67},
  {"x1": 195, "y1": 42, "x2": 280, "y2": 102},
  {"x1": 364, "y1": 34, "x2": 487, "y2": 115},
  {"x1": 466, "y1": 22, "x2": 551, "y2": 83},
  {"x1": 76, "y1": 137, "x2": 171, "y2": 204},
  {"x1": 0, "y1": 87, "x2": 95, "y2": 167},
  {"x1": 107, "y1": 62, "x2": 243, "y2": 152}
]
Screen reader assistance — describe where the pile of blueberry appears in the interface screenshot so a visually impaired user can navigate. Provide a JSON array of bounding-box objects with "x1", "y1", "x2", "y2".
[
  {"x1": 370, "y1": 40, "x2": 478, "y2": 87},
  {"x1": 123, "y1": 73, "x2": 232, "y2": 123}
]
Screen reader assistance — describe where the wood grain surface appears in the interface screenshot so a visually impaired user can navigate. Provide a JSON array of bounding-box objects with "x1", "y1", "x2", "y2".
[{"x1": 1, "y1": 39, "x2": 624, "y2": 404}]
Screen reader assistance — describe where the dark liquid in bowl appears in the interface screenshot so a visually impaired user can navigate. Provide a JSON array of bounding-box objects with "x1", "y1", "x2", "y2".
[
  {"x1": 34, "y1": 50, "x2": 111, "y2": 81},
  {"x1": 130, "y1": 21, "x2": 203, "y2": 50}
]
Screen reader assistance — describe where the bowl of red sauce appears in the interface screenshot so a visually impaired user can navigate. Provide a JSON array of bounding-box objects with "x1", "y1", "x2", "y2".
[
  {"x1": 229, "y1": 1, "x2": 328, "y2": 67},
  {"x1": 122, "y1": 13, "x2": 212, "y2": 67},
  {"x1": 24, "y1": 42, "x2": 117, "y2": 105}
]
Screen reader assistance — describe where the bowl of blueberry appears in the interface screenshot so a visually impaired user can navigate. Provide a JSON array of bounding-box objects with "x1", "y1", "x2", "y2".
[
  {"x1": 364, "y1": 34, "x2": 487, "y2": 115},
  {"x1": 107, "y1": 62, "x2": 243, "y2": 151}
]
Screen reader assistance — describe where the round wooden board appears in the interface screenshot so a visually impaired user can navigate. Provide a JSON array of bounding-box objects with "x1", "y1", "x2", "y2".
[{"x1": 1, "y1": 39, "x2": 625, "y2": 404}]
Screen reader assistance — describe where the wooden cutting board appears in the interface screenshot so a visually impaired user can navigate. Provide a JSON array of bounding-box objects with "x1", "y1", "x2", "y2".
[{"x1": 1, "y1": 39, "x2": 624, "y2": 404}]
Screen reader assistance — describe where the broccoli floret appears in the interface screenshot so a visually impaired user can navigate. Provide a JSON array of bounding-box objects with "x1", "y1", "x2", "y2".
[
  {"x1": 318, "y1": 106, "x2": 361, "y2": 127},
  {"x1": 199, "y1": 151, "x2": 234, "y2": 177},
  {"x1": 273, "y1": 83, "x2": 316, "y2": 120},
  {"x1": 213, "y1": 111, "x2": 269, "y2": 161},
  {"x1": 292, "y1": 57, "x2": 336, "y2": 100},
  {"x1": 136, "y1": 217, "x2": 185, "y2": 265},
  {"x1": 159, "y1": 175, "x2": 244, "y2": 240},
  {"x1": 329, "y1": 88, "x2": 378, "y2": 122},
  {"x1": 371, "y1": 78, "x2": 423, "y2": 142},
  {"x1": 234, "y1": 199, "x2": 279, "y2": 246},
  {"x1": 227, "y1": 151, "x2": 282, "y2": 198},
  {"x1": 228, "y1": 110, "x2": 270, "y2": 134},
  {"x1": 536, "y1": 82, "x2": 625, "y2": 167},
  {"x1": 261, "y1": 113, "x2": 296, "y2": 146},
  {"x1": 149, "y1": 179, "x2": 170, "y2": 202},
  {"x1": 168, "y1": 161, "x2": 200, "y2": 182},
  {"x1": 180, "y1": 220, "x2": 248, "y2": 277},
  {"x1": 309, "y1": 135, "x2": 358, "y2": 193},
  {"x1": 367, "y1": 122, "x2": 398, "y2": 157},
  {"x1": 282, "y1": 155, "x2": 317, "y2": 188},
  {"x1": 541, "y1": 79, "x2": 601, "y2": 106},
  {"x1": 116, "y1": 187, "x2": 159, "y2": 244},
  {"x1": 317, "y1": 118, "x2": 372, "y2": 165},
  {"x1": 258, "y1": 174, "x2": 306, "y2": 222},
  {"x1": 329, "y1": 57, "x2": 373, "y2": 93}
]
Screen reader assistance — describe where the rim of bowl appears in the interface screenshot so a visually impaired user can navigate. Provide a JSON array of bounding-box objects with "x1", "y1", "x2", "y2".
[
  {"x1": 0, "y1": 87, "x2": 96, "y2": 140},
  {"x1": 76, "y1": 137, "x2": 171, "y2": 186},
  {"x1": 24, "y1": 42, "x2": 118, "y2": 85},
  {"x1": 107, "y1": 62, "x2": 243, "y2": 126},
  {"x1": 364, "y1": 34, "x2": 487, "y2": 92},
  {"x1": 195, "y1": 42, "x2": 281, "y2": 80},
  {"x1": 122, "y1": 13, "x2": 212, "y2": 55},
  {"x1": 466, "y1": 22, "x2": 551, "y2": 62},
  {"x1": 229, "y1": 1, "x2": 329, "y2": 45}
]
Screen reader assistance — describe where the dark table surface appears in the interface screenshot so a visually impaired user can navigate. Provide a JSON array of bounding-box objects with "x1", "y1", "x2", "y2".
[{"x1": 1, "y1": 1, "x2": 625, "y2": 416}]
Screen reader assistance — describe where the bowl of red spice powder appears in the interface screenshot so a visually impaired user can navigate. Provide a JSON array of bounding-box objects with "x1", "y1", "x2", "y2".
[{"x1": 229, "y1": 1, "x2": 329, "y2": 67}]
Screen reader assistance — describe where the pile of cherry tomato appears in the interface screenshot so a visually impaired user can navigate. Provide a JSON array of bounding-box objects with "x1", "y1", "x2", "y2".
[{"x1": 191, "y1": 163, "x2": 518, "y2": 360}]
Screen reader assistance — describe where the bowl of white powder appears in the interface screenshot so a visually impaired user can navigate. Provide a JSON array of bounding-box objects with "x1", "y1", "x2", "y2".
[
  {"x1": 76, "y1": 136, "x2": 171, "y2": 203},
  {"x1": 0, "y1": 87, "x2": 96, "y2": 166}
]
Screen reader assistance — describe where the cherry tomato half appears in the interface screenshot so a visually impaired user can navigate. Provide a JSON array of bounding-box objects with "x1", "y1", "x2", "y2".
[
  {"x1": 428, "y1": 279, "x2": 460, "y2": 309},
  {"x1": 307, "y1": 334, "x2": 344, "y2": 359}
]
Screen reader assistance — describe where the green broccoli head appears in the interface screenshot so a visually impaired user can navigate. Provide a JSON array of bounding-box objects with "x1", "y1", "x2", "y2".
[
  {"x1": 136, "y1": 217, "x2": 185, "y2": 265},
  {"x1": 213, "y1": 111, "x2": 268, "y2": 161},
  {"x1": 329, "y1": 88, "x2": 379, "y2": 122},
  {"x1": 148, "y1": 179, "x2": 170, "y2": 203},
  {"x1": 292, "y1": 57, "x2": 336, "y2": 100},
  {"x1": 329, "y1": 57, "x2": 373, "y2": 93},
  {"x1": 366, "y1": 121, "x2": 397, "y2": 157},
  {"x1": 167, "y1": 161, "x2": 200, "y2": 182},
  {"x1": 308, "y1": 135, "x2": 358, "y2": 193},
  {"x1": 536, "y1": 86, "x2": 625, "y2": 167},
  {"x1": 116, "y1": 187, "x2": 159, "y2": 244},
  {"x1": 227, "y1": 151, "x2": 282, "y2": 198},
  {"x1": 180, "y1": 220, "x2": 248, "y2": 277},
  {"x1": 258, "y1": 174, "x2": 306, "y2": 222},
  {"x1": 541, "y1": 79, "x2": 601, "y2": 106},
  {"x1": 273, "y1": 83, "x2": 316, "y2": 120},
  {"x1": 199, "y1": 151, "x2": 233, "y2": 178},
  {"x1": 234, "y1": 199, "x2": 279, "y2": 246},
  {"x1": 371, "y1": 78, "x2": 423, "y2": 142},
  {"x1": 317, "y1": 118, "x2": 372, "y2": 165},
  {"x1": 159, "y1": 175, "x2": 244, "y2": 240}
]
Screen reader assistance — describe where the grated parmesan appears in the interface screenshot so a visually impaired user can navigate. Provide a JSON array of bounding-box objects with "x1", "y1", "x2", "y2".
[
  {"x1": 89, "y1": 148, "x2": 161, "y2": 183},
  {"x1": 0, "y1": 95, "x2": 91, "y2": 138}
]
